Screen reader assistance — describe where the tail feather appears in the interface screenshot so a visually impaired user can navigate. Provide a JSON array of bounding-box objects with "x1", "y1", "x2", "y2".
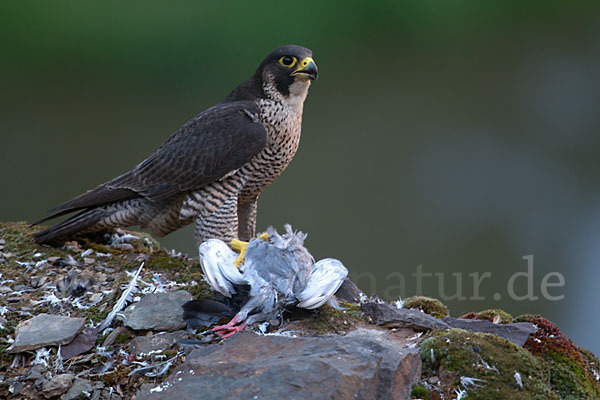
[
  {"x1": 31, "y1": 208, "x2": 82, "y2": 227},
  {"x1": 33, "y1": 208, "x2": 109, "y2": 244}
]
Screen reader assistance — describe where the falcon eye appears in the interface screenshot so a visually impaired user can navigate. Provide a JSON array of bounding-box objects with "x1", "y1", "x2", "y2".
[{"x1": 278, "y1": 56, "x2": 297, "y2": 68}]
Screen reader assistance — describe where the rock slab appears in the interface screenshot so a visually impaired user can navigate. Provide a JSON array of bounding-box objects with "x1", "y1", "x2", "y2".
[
  {"x1": 443, "y1": 317, "x2": 537, "y2": 347},
  {"x1": 122, "y1": 290, "x2": 192, "y2": 331},
  {"x1": 138, "y1": 329, "x2": 421, "y2": 400},
  {"x1": 362, "y1": 302, "x2": 449, "y2": 331},
  {"x1": 60, "y1": 327, "x2": 98, "y2": 360},
  {"x1": 8, "y1": 314, "x2": 85, "y2": 353},
  {"x1": 131, "y1": 330, "x2": 189, "y2": 356},
  {"x1": 63, "y1": 378, "x2": 94, "y2": 400},
  {"x1": 334, "y1": 278, "x2": 364, "y2": 304},
  {"x1": 361, "y1": 303, "x2": 537, "y2": 346},
  {"x1": 41, "y1": 373, "x2": 73, "y2": 398}
]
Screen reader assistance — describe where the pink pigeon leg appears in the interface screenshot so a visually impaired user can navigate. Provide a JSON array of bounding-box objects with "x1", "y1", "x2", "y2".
[
  {"x1": 212, "y1": 314, "x2": 239, "y2": 332},
  {"x1": 218, "y1": 322, "x2": 248, "y2": 339},
  {"x1": 212, "y1": 314, "x2": 248, "y2": 338}
]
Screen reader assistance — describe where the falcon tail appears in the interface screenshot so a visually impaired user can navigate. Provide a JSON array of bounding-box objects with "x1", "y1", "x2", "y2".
[
  {"x1": 32, "y1": 184, "x2": 140, "y2": 244},
  {"x1": 32, "y1": 208, "x2": 109, "y2": 244}
]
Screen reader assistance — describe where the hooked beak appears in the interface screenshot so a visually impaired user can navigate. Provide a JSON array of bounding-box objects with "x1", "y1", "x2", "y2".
[{"x1": 291, "y1": 57, "x2": 318, "y2": 80}]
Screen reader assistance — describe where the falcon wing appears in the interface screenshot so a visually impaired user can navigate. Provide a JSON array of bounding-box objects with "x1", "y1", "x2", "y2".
[{"x1": 43, "y1": 101, "x2": 266, "y2": 216}]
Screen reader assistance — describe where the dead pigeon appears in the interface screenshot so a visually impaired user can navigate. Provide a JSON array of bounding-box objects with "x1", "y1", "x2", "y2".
[{"x1": 198, "y1": 225, "x2": 348, "y2": 338}]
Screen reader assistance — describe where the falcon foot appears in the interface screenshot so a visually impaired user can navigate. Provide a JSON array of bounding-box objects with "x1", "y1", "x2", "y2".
[
  {"x1": 212, "y1": 315, "x2": 247, "y2": 339},
  {"x1": 230, "y1": 233, "x2": 269, "y2": 269}
]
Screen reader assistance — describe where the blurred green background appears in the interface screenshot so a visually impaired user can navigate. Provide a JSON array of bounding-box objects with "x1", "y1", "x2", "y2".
[{"x1": 2, "y1": 1, "x2": 600, "y2": 355}]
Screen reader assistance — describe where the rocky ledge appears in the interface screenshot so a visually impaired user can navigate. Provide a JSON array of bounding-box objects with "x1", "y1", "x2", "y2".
[{"x1": 0, "y1": 221, "x2": 599, "y2": 399}]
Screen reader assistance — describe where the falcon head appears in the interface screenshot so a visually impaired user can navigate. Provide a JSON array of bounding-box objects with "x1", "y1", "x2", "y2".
[
  {"x1": 260, "y1": 44, "x2": 317, "y2": 82},
  {"x1": 259, "y1": 45, "x2": 318, "y2": 108},
  {"x1": 227, "y1": 45, "x2": 318, "y2": 106}
]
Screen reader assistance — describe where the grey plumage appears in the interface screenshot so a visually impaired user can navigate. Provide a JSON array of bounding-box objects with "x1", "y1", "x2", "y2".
[
  {"x1": 33, "y1": 45, "x2": 318, "y2": 245},
  {"x1": 198, "y1": 225, "x2": 348, "y2": 334}
]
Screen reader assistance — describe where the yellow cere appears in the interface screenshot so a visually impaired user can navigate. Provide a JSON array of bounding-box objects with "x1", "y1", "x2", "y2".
[{"x1": 299, "y1": 57, "x2": 314, "y2": 69}]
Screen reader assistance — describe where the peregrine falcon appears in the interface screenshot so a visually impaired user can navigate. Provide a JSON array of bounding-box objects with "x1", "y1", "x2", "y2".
[{"x1": 32, "y1": 45, "x2": 318, "y2": 245}]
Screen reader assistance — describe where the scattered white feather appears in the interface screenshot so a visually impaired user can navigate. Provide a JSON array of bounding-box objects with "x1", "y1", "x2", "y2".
[
  {"x1": 406, "y1": 332, "x2": 424, "y2": 349},
  {"x1": 98, "y1": 263, "x2": 144, "y2": 332},
  {"x1": 477, "y1": 356, "x2": 499, "y2": 372},
  {"x1": 54, "y1": 346, "x2": 64, "y2": 372},
  {"x1": 111, "y1": 233, "x2": 140, "y2": 244},
  {"x1": 514, "y1": 371, "x2": 523, "y2": 389},
  {"x1": 261, "y1": 330, "x2": 298, "y2": 338},
  {"x1": 31, "y1": 293, "x2": 67, "y2": 306},
  {"x1": 256, "y1": 322, "x2": 269, "y2": 334},
  {"x1": 358, "y1": 293, "x2": 369, "y2": 304},
  {"x1": 81, "y1": 249, "x2": 93, "y2": 258},
  {"x1": 460, "y1": 376, "x2": 486, "y2": 388},
  {"x1": 71, "y1": 297, "x2": 90, "y2": 309},
  {"x1": 129, "y1": 352, "x2": 182, "y2": 377},
  {"x1": 10, "y1": 354, "x2": 22, "y2": 369},
  {"x1": 454, "y1": 387, "x2": 468, "y2": 400},
  {"x1": 15, "y1": 260, "x2": 34, "y2": 269},
  {"x1": 391, "y1": 298, "x2": 404, "y2": 309},
  {"x1": 96, "y1": 346, "x2": 114, "y2": 357},
  {"x1": 149, "y1": 381, "x2": 172, "y2": 393},
  {"x1": 32, "y1": 347, "x2": 51, "y2": 367}
]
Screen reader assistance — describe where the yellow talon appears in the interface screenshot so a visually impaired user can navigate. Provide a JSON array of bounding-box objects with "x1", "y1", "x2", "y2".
[
  {"x1": 230, "y1": 239, "x2": 247, "y2": 253},
  {"x1": 230, "y1": 233, "x2": 269, "y2": 269}
]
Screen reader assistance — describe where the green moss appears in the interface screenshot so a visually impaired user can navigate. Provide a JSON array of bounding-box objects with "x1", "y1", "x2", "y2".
[
  {"x1": 184, "y1": 279, "x2": 214, "y2": 300},
  {"x1": 115, "y1": 333, "x2": 134, "y2": 345},
  {"x1": 420, "y1": 328, "x2": 557, "y2": 400},
  {"x1": 545, "y1": 351, "x2": 597, "y2": 399},
  {"x1": 410, "y1": 383, "x2": 429, "y2": 399},
  {"x1": 0, "y1": 221, "x2": 65, "y2": 265},
  {"x1": 513, "y1": 313, "x2": 541, "y2": 324},
  {"x1": 0, "y1": 343, "x2": 11, "y2": 362},
  {"x1": 578, "y1": 346, "x2": 600, "y2": 376},
  {"x1": 339, "y1": 302, "x2": 361, "y2": 311},
  {"x1": 149, "y1": 253, "x2": 188, "y2": 271},
  {"x1": 460, "y1": 309, "x2": 513, "y2": 324},
  {"x1": 294, "y1": 305, "x2": 363, "y2": 335},
  {"x1": 162, "y1": 349, "x2": 178, "y2": 358},
  {"x1": 79, "y1": 307, "x2": 110, "y2": 324},
  {"x1": 403, "y1": 296, "x2": 449, "y2": 318}
]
